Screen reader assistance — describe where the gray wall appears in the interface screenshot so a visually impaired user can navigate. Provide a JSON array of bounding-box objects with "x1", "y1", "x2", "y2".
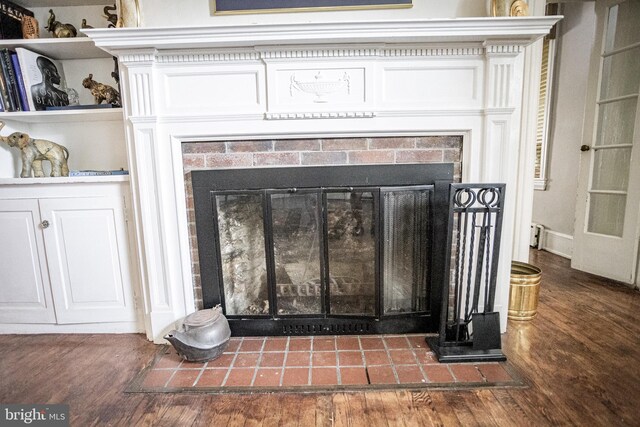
[{"x1": 532, "y1": 2, "x2": 597, "y2": 235}]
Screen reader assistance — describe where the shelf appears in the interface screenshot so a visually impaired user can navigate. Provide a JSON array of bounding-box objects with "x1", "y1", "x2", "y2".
[
  {"x1": 0, "y1": 175, "x2": 130, "y2": 185},
  {"x1": 0, "y1": 37, "x2": 112, "y2": 60},
  {"x1": 12, "y1": 0, "x2": 111, "y2": 8},
  {"x1": 0, "y1": 108, "x2": 123, "y2": 123}
]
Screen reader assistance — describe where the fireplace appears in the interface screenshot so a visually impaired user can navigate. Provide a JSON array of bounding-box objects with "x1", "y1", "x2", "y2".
[{"x1": 85, "y1": 17, "x2": 560, "y2": 341}]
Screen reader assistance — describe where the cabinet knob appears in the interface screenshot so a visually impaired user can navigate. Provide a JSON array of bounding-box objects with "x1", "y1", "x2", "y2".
[
  {"x1": 41, "y1": 220, "x2": 50, "y2": 229},
  {"x1": 580, "y1": 145, "x2": 591, "y2": 152}
]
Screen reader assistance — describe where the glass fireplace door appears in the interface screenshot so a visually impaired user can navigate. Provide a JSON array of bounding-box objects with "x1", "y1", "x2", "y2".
[{"x1": 325, "y1": 189, "x2": 377, "y2": 316}]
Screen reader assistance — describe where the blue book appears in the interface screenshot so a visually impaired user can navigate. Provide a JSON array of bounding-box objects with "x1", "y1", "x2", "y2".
[{"x1": 10, "y1": 52, "x2": 28, "y2": 111}]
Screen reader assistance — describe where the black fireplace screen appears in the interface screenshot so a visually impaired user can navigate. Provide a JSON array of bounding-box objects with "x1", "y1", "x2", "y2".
[{"x1": 193, "y1": 164, "x2": 453, "y2": 336}]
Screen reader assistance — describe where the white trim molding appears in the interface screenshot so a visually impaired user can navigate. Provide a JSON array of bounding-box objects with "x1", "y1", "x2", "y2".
[
  {"x1": 542, "y1": 229, "x2": 574, "y2": 259},
  {"x1": 87, "y1": 17, "x2": 561, "y2": 342}
]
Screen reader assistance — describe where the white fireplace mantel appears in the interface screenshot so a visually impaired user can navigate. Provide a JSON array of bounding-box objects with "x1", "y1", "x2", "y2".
[{"x1": 86, "y1": 17, "x2": 560, "y2": 342}]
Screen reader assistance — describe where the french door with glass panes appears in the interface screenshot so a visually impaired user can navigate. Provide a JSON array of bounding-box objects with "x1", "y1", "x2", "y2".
[{"x1": 573, "y1": 0, "x2": 640, "y2": 284}]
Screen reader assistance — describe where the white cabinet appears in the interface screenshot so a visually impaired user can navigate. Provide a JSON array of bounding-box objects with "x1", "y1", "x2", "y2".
[{"x1": 0, "y1": 181, "x2": 140, "y2": 330}]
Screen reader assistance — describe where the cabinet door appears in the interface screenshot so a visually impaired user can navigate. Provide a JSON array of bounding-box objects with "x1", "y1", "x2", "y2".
[
  {"x1": 39, "y1": 196, "x2": 137, "y2": 324},
  {"x1": 0, "y1": 199, "x2": 56, "y2": 323}
]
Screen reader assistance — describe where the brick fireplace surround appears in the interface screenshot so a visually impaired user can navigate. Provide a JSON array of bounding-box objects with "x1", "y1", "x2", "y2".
[
  {"x1": 86, "y1": 17, "x2": 559, "y2": 342},
  {"x1": 182, "y1": 135, "x2": 462, "y2": 308}
]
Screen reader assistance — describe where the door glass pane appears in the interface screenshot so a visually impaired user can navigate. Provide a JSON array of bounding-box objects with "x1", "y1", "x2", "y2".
[
  {"x1": 591, "y1": 148, "x2": 632, "y2": 191},
  {"x1": 215, "y1": 193, "x2": 267, "y2": 315},
  {"x1": 271, "y1": 192, "x2": 322, "y2": 315},
  {"x1": 600, "y1": 47, "x2": 640, "y2": 99},
  {"x1": 588, "y1": 193, "x2": 626, "y2": 237},
  {"x1": 326, "y1": 191, "x2": 376, "y2": 316},
  {"x1": 605, "y1": 2, "x2": 640, "y2": 52},
  {"x1": 382, "y1": 188, "x2": 431, "y2": 315},
  {"x1": 596, "y1": 98, "x2": 637, "y2": 147}
]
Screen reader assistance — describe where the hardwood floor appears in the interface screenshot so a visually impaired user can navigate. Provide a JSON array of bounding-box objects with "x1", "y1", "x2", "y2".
[{"x1": 1, "y1": 250, "x2": 638, "y2": 426}]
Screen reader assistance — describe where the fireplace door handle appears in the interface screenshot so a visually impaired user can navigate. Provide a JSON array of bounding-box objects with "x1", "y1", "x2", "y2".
[{"x1": 288, "y1": 188, "x2": 297, "y2": 193}]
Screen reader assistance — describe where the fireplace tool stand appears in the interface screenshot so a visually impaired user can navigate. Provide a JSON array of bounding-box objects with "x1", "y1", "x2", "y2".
[{"x1": 427, "y1": 183, "x2": 507, "y2": 363}]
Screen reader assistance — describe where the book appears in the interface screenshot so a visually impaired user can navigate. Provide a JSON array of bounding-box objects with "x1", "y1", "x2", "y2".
[
  {"x1": 0, "y1": 48, "x2": 21, "y2": 111},
  {"x1": 10, "y1": 52, "x2": 28, "y2": 111},
  {"x1": 15, "y1": 47, "x2": 70, "y2": 111},
  {"x1": 0, "y1": 66, "x2": 9, "y2": 111},
  {"x1": 45, "y1": 104, "x2": 114, "y2": 111},
  {"x1": 69, "y1": 169, "x2": 129, "y2": 176},
  {"x1": 0, "y1": 0, "x2": 34, "y2": 40}
]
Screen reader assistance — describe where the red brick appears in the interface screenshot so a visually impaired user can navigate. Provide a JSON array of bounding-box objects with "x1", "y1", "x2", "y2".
[
  {"x1": 313, "y1": 337, "x2": 336, "y2": 351},
  {"x1": 363, "y1": 350, "x2": 390, "y2": 366},
  {"x1": 348, "y1": 150, "x2": 394, "y2": 164},
  {"x1": 414, "y1": 350, "x2": 438, "y2": 365},
  {"x1": 396, "y1": 365, "x2": 426, "y2": 384},
  {"x1": 389, "y1": 350, "x2": 417, "y2": 366},
  {"x1": 224, "y1": 368, "x2": 255, "y2": 386},
  {"x1": 311, "y1": 367, "x2": 339, "y2": 385},
  {"x1": 182, "y1": 154, "x2": 205, "y2": 171},
  {"x1": 282, "y1": 368, "x2": 309, "y2": 386},
  {"x1": 259, "y1": 352, "x2": 285, "y2": 368},
  {"x1": 234, "y1": 353, "x2": 260, "y2": 368},
  {"x1": 205, "y1": 153, "x2": 252, "y2": 168},
  {"x1": 423, "y1": 365, "x2": 454, "y2": 383},
  {"x1": 338, "y1": 351, "x2": 364, "y2": 367},
  {"x1": 239, "y1": 338, "x2": 265, "y2": 352},
  {"x1": 286, "y1": 352, "x2": 311, "y2": 367},
  {"x1": 263, "y1": 338, "x2": 288, "y2": 352},
  {"x1": 406, "y1": 335, "x2": 428, "y2": 349},
  {"x1": 367, "y1": 365, "x2": 396, "y2": 384},
  {"x1": 195, "y1": 368, "x2": 227, "y2": 387},
  {"x1": 182, "y1": 142, "x2": 226, "y2": 154},
  {"x1": 155, "y1": 352, "x2": 183, "y2": 369},
  {"x1": 166, "y1": 369, "x2": 200, "y2": 387},
  {"x1": 322, "y1": 138, "x2": 367, "y2": 151},
  {"x1": 227, "y1": 140, "x2": 273, "y2": 152},
  {"x1": 477, "y1": 363, "x2": 512, "y2": 382},
  {"x1": 340, "y1": 367, "x2": 369, "y2": 385},
  {"x1": 224, "y1": 339, "x2": 241, "y2": 353},
  {"x1": 360, "y1": 337, "x2": 385, "y2": 350},
  {"x1": 253, "y1": 368, "x2": 283, "y2": 387},
  {"x1": 443, "y1": 148, "x2": 461, "y2": 162},
  {"x1": 254, "y1": 152, "x2": 300, "y2": 166},
  {"x1": 450, "y1": 364, "x2": 484, "y2": 382},
  {"x1": 384, "y1": 336, "x2": 411, "y2": 349},
  {"x1": 207, "y1": 353, "x2": 234, "y2": 368},
  {"x1": 369, "y1": 137, "x2": 415, "y2": 150},
  {"x1": 415, "y1": 135, "x2": 462, "y2": 149},
  {"x1": 395, "y1": 150, "x2": 444, "y2": 163},
  {"x1": 301, "y1": 151, "x2": 347, "y2": 165},
  {"x1": 275, "y1": 139, "x2": 320, "y2": 151},
  {"x1": 336, "y1": 336, "x2": 360, "y2": 351},
  {"x1": 288, "y1": 338, "x2": 311, "y2": 352},
  {"x1": 312, "y1": 352, "x2": 337, "y2": 367}
]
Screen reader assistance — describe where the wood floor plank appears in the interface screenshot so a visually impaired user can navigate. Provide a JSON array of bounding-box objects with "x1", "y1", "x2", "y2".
[{"x1": 1, "y1": 250, "x2": 638, "y2": 426}]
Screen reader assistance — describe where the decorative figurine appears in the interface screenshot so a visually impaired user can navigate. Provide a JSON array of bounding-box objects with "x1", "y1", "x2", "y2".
[
  {"x1": 0, "y1": 122, "x2": 70, "y2": 178},
  {"x1": 82, "y1": 74, "x2": 121, "y2": 107},
  {"x1": 81, "y1": 19, "x2": 94, "y2": 29},
  {"x1": 65, "y1": 87, "x2": 80, "y2": 106},
  {"x1": 45, "y1": 9, "x2": 77, "y2": 38},
  {"x1": 104, "y1": 5, "x2": 118, "y2": 28},
  {"x1": 21, "y1": 16, "x2": 39, "y2": 39},
  {"x1": 111, "y1": 56, "x2": 120, "y2": 85}
]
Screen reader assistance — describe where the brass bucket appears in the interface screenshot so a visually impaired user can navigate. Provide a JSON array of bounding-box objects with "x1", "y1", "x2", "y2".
[{"x1": 508, "y1": 261, "x2": 541, "y2": 321}]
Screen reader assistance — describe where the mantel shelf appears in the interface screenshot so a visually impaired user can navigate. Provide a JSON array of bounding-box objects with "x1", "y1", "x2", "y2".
[{"x1": 85, "y1": 17, "x2": 563, "y2": 53}]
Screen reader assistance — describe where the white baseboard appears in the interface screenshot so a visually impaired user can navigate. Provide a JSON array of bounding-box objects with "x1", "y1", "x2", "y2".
[
  {"x1": 0, "y1": 322, "x2": 143, "y2": 335},
  {"x1": 541, "y1": 229, "x2": 573, "y2": 259}
]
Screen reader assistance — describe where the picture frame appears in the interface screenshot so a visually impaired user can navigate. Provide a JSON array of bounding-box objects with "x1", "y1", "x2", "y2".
[{"x1": 213, "y1": 0, "x2": 412, "y2": 15}]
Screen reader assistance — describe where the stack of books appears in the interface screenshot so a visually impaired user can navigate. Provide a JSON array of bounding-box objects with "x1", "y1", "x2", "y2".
[{"x1": 0, "y1": 47, "x2": 71, "y2": 112}]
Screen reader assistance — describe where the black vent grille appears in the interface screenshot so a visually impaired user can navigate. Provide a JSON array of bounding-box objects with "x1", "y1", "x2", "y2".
[{"x1": 282, "y1": 322, "x2": 372, "y2": 335}]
